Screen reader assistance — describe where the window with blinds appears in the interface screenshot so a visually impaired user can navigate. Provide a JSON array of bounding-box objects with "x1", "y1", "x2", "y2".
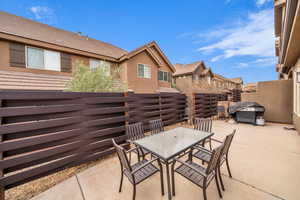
[
  {"x1": 89, "y1": 59, "x2": 111, "y2": 75},
  {"x1": 26, "y1": 46, "x2": 61, "y2": 71},
  {"x1": 158, "y1": 70, "x2": 171, "y2": 82},
  {"x1": 137, "y1": 64, "x2": 151, "y2": 78}
]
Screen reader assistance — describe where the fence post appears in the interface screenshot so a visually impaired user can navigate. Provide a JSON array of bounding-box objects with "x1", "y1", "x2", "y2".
[
  {"x1": 159, "y1": 93, "x2": 162, "y2": 120},
  {"x1": 0, "y1": 99, "x2": 4, "y2": 200},
  {"x1": 124, "y1": 92, "x2": 130, "y2": 126}
]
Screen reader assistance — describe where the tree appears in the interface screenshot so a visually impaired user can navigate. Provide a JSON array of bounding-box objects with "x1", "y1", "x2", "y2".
[{"x1": 66, "y1": 61, "x2": 127, "y2": 92}]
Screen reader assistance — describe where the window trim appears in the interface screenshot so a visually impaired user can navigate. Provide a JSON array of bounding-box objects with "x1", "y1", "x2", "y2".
[
  {"x1": 158, "y1": 70, "x2": 170, "y2": 82},
  {"x1": 25, "y1": 46, "x2": 45, "y2": 70},
  {"x1": 25, "y1": 46, "x2": 61, "y2": 71},
  {"x1": 89, "y1": 59, "x2": 111, "y2": 75},
  {"x1": 137, "y1": 63, "x2": 151, "y2": 79}
]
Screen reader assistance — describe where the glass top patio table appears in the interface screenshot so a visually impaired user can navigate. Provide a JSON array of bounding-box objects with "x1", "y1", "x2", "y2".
[{"x1": 133, "y1": 127, "x2": 213, "y2": 161}]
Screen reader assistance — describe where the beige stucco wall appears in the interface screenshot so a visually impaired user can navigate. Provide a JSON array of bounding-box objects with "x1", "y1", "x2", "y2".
[
  {"x1": 294, "y1": 114, "x2": 300, "y2": 135},
  {"x1": 242, "y1": 80, "x2": 293, "y2": 124},
  {"x1": 124, "y1": 50, "x2": 172, "y2": 93}
]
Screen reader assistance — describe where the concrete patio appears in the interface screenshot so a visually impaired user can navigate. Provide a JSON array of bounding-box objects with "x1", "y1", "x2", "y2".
[{"x1": 30, "y1": 121, "x2": 300, "y2": 200}]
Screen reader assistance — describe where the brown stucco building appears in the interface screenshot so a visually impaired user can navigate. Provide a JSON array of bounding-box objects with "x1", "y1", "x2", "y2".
[
  {"x1": 173, "y1": 61, "x2": 242, "y2": 93},
  {"x1": 172, "y1": 61, "x2": 243, "y2": 121},
  {"x1": 0, "y1": 11, "x2": 176, "y2": 93},
  {"x1": 274, "y1": 0, "x2": 300, "y2": 132}
]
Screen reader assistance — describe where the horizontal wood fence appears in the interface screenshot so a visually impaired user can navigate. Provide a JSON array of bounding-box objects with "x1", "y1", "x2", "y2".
[
  {"x1": 194, "y1": 93, "x2": 218, "y2": 119},
  {"x1": 0, "y1": 90, "x2": 186, "y2": 192},
  {"x1": 128, "y1": 92, "x2": 187, "y2": 130}
]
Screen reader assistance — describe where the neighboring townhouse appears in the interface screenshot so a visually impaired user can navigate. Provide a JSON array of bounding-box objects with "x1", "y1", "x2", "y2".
[
  {"x1": 0, "y1": 11, "x2": 176, "y2": 93},
  {"x1": 173, "y1": 61, "x2": 215, "y2": 92},
  {"x1": 274, "y1": 0, "x2": 300, "y2": 132},
  {"x1": 173, "y1": 61, "x2": 242, "y2": 93},
  {"x1": 229, "y1": 77, "x2": 243, "y2": 89},
  {"x1": 212, "y1": 74, "x2": 241, "y2": 91},
  {"x1": 243, "y1": 83, "x2": 257, "y2": 93}
]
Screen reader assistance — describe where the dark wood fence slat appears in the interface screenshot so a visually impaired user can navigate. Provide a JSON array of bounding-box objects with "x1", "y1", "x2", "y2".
[
  {"x1": 0, "y1": 129, "x2": 82, "y2": 152},
  {"x1": 0, "y1": 104, "x2": 83, "y2": 117},
  {"x1": 0, "y1": 116, "x2": 82, "y2": 135},
  {"x1": 83, "y1": 97, "x2": 130, "y2": 104}
]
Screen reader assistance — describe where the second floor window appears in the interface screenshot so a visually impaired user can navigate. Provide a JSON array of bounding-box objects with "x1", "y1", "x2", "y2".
[
  {"x1": 137, "y1": 64, "x2": 151, "y2": 78},
  {"x1": 158, "y1": 70, "x2": 170, "y2": 82},
  {"x1": 90, "y1": 59, "x2": 111, "y2": 75},
  {"x1": 26, "y1": 47, "x2": 61, "y2": 71}
]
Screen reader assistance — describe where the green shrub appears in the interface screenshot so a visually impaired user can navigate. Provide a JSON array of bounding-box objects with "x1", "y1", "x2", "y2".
[{"x1": 66, "y1": 61, "x2": 127, "y2": 92}]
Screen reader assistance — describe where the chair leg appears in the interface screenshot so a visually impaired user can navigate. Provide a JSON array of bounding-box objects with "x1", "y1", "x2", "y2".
[
  {"x1": 215, "y1": 171, "x2": 223, "y2": 198},
  {"x1": 132, "y1": 185, "x2": 136, "y2": 200},
  {"x1": 209, "y1": 138, "x2": 212, "y2": 150},
  {"x1": 218, "y1": 166, "x2": 225, "y2": 191},
  {"x1": 226, "y1": 158, "x2": 232, "y2": 178},
  {"x1": 203, "y1": 188, "x2": 207, "y2": 200},
  {"x1": 129, "y1": 152, "x2": 132, "y2": 164},
  {"x1": 119, "y1": 171, "x2": 123, "y2": 193}
]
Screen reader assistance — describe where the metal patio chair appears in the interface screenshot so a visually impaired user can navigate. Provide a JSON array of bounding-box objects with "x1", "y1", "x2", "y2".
[
  {"x1": 149, "y1": 119, "x2": 164, "y2": 135},
  {"x1": 171, "y1": 144, "x2": 224, "y2": 200},
  {"x1": 193, "y1": 130, "x2": 236, "y2": 191},
  {"x1": 126, "y1": 122, "x2": 150, "y2": 162},
  {"x1": 112, "y1": 139, "x2": 164, "y2": 200},
  {"x1": 194, "y1": 118, "x2": 213, "y2": 150}
]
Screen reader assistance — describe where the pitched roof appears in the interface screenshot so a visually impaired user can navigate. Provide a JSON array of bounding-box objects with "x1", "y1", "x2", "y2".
[
  {"x1": 0, "y1": 11, "x2": 127, "y2": 59},
  {"x1": 120, "y1": 41, "x2": 176, "y2": 72},
  {"x1": 229, "y1": 77, "x2": 243, "y2": 84},
  {"x1": 173, "y1": 61, "x2": 205, "y2": 76},
  {"x1": 200, "y1": 68, "x2": 214, "y2": 77}
]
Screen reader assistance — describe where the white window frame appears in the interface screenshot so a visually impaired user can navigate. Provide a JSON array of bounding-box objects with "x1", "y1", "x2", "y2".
[
  {"x1": 137, "y1": 64, "x2": 151, "y2": 79},
  {"x1": 25, "y1": 46, "x2": 61, "y2": 71},
  {"x1": 158, "y1": 70, "x2": 169, "y2": 82},
  {"x1": 89, "y1": 59, "x2": 111, "y2": 75}
]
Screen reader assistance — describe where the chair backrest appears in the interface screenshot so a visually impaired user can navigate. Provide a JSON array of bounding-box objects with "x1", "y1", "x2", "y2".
[
  {"x1": 222, "y1": 129, "x2": 236, "y2": 156},
  {"x1": 206, "y1": 144, "x2": 224, "y2": 174},
  {"x1": 126, "y1": 122, "x2": 145, "y2": 141},
  {"x1": 194, "y1": 118, "x2": 212, "y2": 133},
  {"x1": 112, "y1": 139, "x2": 131, "y2": 172},
  {"x1": 149, "y1": 119, "x2": 164, "y2": 135}
]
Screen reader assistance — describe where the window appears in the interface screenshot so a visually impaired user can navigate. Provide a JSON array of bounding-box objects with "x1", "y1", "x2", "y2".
[
  {"x1": 89, "y1": 59, "x2": 111, "y2": 75},
  {"x1": 158, "y1": 70, "x2": 170, "y2": 82},
  {"x1": 137, "y1": 64, "x2": 151, "y2": 78},
  {"x1": 26, "y1": 47, "x2": 60, "y2": 71}
]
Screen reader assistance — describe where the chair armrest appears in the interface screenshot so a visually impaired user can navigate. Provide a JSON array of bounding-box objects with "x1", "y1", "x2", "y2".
[
  {"x1": 126, "y1": 146, "x2": 139, "y2": 154},
  {"x1": 193, "y1": 145, "x2": 212, "y2": 154},
  {"x1": 131, "y1": 158, "x2": 159, "y2": 174},
  {"x1": 211, "y1": 138, "x2": 222, "y2": 143},
  {"x1": 174, "y1": 158, "x2": 207, "y2": 178},
  {"x1": 126, "y1": 139, "x2": 134, "y2": 144}
]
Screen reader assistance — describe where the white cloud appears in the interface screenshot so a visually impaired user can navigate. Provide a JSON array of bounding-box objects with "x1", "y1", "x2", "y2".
[
  {"x1": 256, "y1": 0, "x2": 272, "y2": 7},
  {"x1": 29, "y1": 6, "x2": 55, "y2": 24},
  {"x1": 197, "y1": 9, "x2": 275, "y2": 62},
  {"x1": 235, "y1": 57, "x2": 276, "y2": 69}
]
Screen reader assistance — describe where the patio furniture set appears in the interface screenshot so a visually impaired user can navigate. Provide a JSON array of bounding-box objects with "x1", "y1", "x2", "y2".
[{"x1": 112, "y1": 118, "x2": 236, "y2": 200}]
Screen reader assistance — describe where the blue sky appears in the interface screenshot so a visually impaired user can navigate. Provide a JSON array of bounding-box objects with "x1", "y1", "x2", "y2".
[{"x1": 1, "y1": 0, "x2": 276, "y2": 83}]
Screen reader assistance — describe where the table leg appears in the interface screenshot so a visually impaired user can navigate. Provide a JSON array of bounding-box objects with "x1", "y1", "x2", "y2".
[{"x1": 165, "y1": 162, "x2": 172, "y2": 200}]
